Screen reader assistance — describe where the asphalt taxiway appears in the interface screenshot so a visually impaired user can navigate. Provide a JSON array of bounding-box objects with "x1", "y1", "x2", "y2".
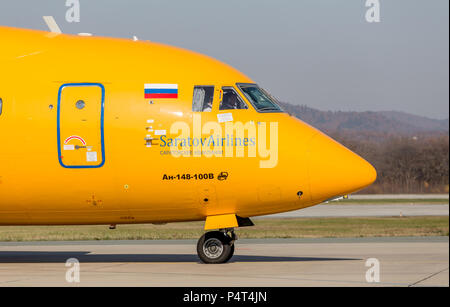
[
  {"x1": 260, "y1": 194, "x2": 449, "y2": 218},
  {"x1": 0, "y1": 237, "x2": 448, "y2": 287},
  {"x1": 263, "y1": 204, "x2": 449, "y2": 218}
]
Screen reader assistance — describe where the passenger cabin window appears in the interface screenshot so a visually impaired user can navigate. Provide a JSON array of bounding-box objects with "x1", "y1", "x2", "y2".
[
  {"x1": 192, "y1": 86, "x2": 214, "y2": 112},
  {"x1": 0, "y1": 98, "x2": 3, "y2": 116},
  {"x1": 237, "y1": 83, "x2": 283, "y2": 112},
  {"x1": 219, "y1": 87, "x2": 248, "y2": 110}
]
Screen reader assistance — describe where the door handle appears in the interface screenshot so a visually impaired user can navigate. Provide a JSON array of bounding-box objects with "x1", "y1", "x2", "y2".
[{"x1": 74, "y1": 145, "x2": 93, "y2": 150}]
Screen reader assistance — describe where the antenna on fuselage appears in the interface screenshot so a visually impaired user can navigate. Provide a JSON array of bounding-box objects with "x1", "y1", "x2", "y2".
[
  {"x1": 43, "y1": 15, "x2": 138, "y2": 41},
  {"x1": 43, "y1": 16, "x2": 93, "y2": 37},
  {"x1": 43, "y1": 16, "x2": 62, "y2": 34}
]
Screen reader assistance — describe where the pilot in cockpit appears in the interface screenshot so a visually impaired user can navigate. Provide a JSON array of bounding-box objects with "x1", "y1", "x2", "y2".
[{"x1": 220, "y1": 89, "x2": 247, "y2": 110}]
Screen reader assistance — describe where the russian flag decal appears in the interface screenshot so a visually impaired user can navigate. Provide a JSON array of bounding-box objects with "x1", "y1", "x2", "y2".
[{"x1": 145, "y1": 84, "x2": 178, "y2": 99}]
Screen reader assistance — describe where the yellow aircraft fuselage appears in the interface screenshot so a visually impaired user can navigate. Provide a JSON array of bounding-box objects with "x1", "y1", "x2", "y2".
[{"x1": 0, "y1": 26, "x2": 376, "y2": 228}]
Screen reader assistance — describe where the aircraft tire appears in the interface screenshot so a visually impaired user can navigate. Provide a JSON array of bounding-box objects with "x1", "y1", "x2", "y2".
[
  {"x1": 197, "y1": 231, "x2": 234, "y2": 264},
  {"x1": 224, "y1": 243, "x2": 235, "y2": 263}
]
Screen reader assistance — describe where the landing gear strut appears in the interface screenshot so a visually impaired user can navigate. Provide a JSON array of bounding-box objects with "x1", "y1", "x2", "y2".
[{"x1": 197, "y1": 229, "x2": 237, "y2": 264}]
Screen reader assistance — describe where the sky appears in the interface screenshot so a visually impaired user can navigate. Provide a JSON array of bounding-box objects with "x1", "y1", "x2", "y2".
[{"x1": 0, "y1": 0, "x2": 448, "y2": 119}]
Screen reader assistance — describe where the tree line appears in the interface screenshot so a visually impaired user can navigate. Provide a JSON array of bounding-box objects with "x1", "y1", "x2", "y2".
[{"x1": 331, "y1": 132, "x2": 449, "y2": 194}]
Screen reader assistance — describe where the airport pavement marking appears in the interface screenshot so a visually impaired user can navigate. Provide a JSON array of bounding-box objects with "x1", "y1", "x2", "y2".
[{"x1": 408, "y1": 267, "x2": 449, "y2": 287}]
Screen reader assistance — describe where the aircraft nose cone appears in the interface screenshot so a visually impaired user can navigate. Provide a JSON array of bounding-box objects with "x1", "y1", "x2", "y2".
[{"x1": 307, "y1": 132, "x2": 377, "y2": 202}]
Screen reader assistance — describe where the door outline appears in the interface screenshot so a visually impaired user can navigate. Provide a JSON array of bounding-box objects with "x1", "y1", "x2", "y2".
[{"x1": 57, "y1": 83, "x2": 106, "y2": 169}]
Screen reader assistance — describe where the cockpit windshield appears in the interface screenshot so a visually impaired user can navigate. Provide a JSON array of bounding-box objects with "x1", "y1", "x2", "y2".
[{"x1": 237, "y1": 84, "x2": 283, "y2": 112}]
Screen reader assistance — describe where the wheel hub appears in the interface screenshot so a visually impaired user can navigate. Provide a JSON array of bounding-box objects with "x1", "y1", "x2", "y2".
[{"x1": 203, "y1": 238, "x2": 224, "y2": 259}]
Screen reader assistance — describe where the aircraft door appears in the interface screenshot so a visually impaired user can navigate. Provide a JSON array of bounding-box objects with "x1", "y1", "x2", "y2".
[{"x1": 57, "y1": 83, "x2": 105, "y2": 168}]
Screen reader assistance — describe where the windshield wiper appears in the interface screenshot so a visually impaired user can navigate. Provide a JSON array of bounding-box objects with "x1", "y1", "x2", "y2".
[{"x1": 258, "y1": 107, "x2": 279, "y2": 111}]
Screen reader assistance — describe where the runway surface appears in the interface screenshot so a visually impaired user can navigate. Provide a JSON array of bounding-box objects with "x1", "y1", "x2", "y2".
[
  {"x1": 262, "y1": 204, "x2": 449, "y2": 218},
  {"x1": 0, "y1": 237, "x2": 448, "y2": 287},
  {"x1": 351, "y1": 194, "x2": 449, "y2": 200}
]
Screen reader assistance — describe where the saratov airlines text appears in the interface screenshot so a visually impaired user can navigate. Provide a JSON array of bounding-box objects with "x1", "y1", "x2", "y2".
[{"x1": 163, "y1": 114, "x2": 278, "y2": 168}]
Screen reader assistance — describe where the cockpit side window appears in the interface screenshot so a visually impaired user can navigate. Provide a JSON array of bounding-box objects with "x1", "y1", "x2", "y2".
[
  {"x1": 237, "y1": 83, "x2": 283, "y2": 113},
  {"x1": 192, "y1": 86, "x2": 215, "y2": 112},
  {"x1": 219, "y1": 87, "x2": 248, "y2": 110}
]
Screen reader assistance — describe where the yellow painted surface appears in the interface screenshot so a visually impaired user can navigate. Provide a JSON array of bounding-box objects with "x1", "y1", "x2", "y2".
[
  {"x1": 0, "y1": 26, "x2": 377, "y2": 227},
  {"x1": 204, "y1": 214, "x2": 238, "y2": 230}
]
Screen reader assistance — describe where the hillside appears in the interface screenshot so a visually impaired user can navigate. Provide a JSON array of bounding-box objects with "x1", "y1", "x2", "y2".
[{"x1": 279, "y1": 103, "x2": 449, "y2": 135}]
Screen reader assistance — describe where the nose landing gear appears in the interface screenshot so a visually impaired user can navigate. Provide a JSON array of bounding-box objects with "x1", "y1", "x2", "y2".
[{"x1": 196, "y1": 229, "x2": 237, "y2": 264}]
